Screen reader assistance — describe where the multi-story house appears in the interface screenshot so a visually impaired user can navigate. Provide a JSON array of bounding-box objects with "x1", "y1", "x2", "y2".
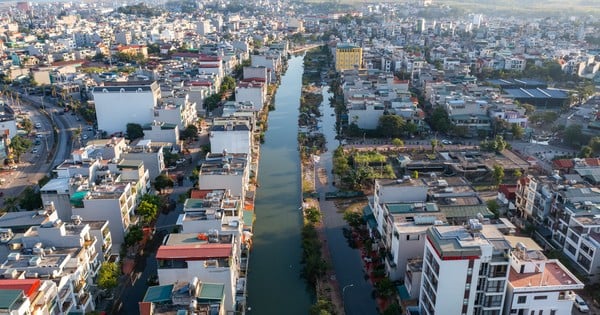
[
  {"x1": 548, "y1": 186, "x2": 600, "y2": 282},
  {"x1": 0, "y1": 218, "x2": 101, "y2": 313},
  {"x1": 177, "y1": 189, "x2": 243, "y2": 235},
  {"x1": 156, "y1": 233, "x2": 240, "y2": 313},
  {"x1": 122, "y1": 139, "x2": 167, "y2": 180},
  {"x1": 0, "y1": 279, "x2": 58, "y2": 315},
  {"x1": 209, "y1": 119, "x2": 253, "y2": 157},
  {"x1": 198, "y1": 153, "x2": 249, "y2": 198},
  {"x1": 420, "y1": 222, "x2": 511, "y2": 315},
  {"x1": 335, "y1": 44, "x2": 363, "y2": 71},
  {"x1": 515, "y1": 175, "x2": 555, "y2": 224},
  {"x1": 92, "y1": 81, "x2": 161, "y2": 135},
  {"x1": 505, "y1": 242, "x2": 584, "y2": 315},
  {"x1": 235, "y1": 80, "x2": 267, "y2": 111},
  {"x1": 140, "y1": 280, "x2": 226, "y2": 315}
]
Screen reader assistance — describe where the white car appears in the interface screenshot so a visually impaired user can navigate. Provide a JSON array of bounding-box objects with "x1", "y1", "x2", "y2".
[
  {"x1": 176, "y1": 158, "x2": 187, "y2": 165},
  {"x1": 441, "y1": 139, "x2": 452, "y2": 145},
  {"x1": 32, "y1": 147, "x2": 39, "y2": 154},
  {"x1": 35, "y1": 122, "x2": 42, "y2": 129},
  {"x1": 82, "y1": 134, "x2": 88, "y2": 140},
  {"x1": 575, "y1": 295, "x2": 590, "y2": 313}
]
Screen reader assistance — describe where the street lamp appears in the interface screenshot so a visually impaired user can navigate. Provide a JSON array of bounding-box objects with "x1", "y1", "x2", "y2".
[{"x1": 342, "y1": 283, "x2": 354, "y2": 314}]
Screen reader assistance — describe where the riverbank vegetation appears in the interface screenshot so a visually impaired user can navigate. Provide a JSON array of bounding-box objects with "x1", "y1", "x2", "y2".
[{"x1": 299, "y1": 46, "x2": 340, "y2": 314}]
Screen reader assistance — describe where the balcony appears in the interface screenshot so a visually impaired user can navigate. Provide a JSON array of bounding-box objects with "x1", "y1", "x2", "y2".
[{"x1": 61, "y1": 301, "x2": 72, "y2": 314}]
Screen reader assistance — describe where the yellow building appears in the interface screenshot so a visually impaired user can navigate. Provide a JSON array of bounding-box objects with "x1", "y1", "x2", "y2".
[{"x1": 335, "y1": 44, "x2": 362, "y2": 71}]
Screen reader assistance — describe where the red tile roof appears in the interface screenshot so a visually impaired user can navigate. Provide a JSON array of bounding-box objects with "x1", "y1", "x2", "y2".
[
  {"x1": 190, "y1": 189, "x2": 212, "y2": 199},
  {"x1": 499, "y1": 184, "x2": 517, "y2": 200},
  {"x1": 156, "y1": 243, "x2": 232, "y2": 260},
  {"x1": 0, "y1": 279, "x2": 40, "y2": 298},
  {"x1": 553, "y1": 159, "x2": 574, "y2": 169},
  {"x1": 584, "y1": 158, "x2": 600, "y2": 166}
]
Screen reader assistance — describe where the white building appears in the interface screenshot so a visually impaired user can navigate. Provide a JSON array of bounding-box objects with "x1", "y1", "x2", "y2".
[
  {"x1": 420, "y1": 222, "x2": 511, "y2": 315},
  {"x1": 209, "y1": 120, "x2": 252, "y2": 156},
  {"x1": 176, "y1": 189, "x2": 243, "y2": 235},
  {"x1": 156, "y1": 233, "x2": 240, "y2": 314},
  {"x1": 235, "y1": 81, "x2": 266, "y2": 111},
  {"x1": 504, "y1": 242, "x2": 584, "y2": 315},
  {"x1": 198, "y1": 153, "x2": 249, "y2": 198},
  {"x1": 92, "y1": 81, "x2": 161, "y2": 135}
]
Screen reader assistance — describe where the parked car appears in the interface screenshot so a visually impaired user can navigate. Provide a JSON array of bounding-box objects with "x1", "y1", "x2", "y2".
[
  {"x1": 32, "y1": 147, "x2": 39, "y2": 154},
  {"x1": 82, "y1": 134, "x2": 88, "y2": 140},
  {"x1": 575, "y1": 295, "x2": 590, "y2": 313},
  {"x1": 34, "y1": 122, "x2": 42, "y2": 129},
  {"x1": 176, "y1": 158, "x2": 187, "y2": 165},
  {"x1": 441, "y1": 139, "x2": 452, "y2": 145}
]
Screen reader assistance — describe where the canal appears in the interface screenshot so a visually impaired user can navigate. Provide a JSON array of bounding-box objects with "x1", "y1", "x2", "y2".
[{"x1": 247, "y1": 55, "x2": 312, "y2": 314}]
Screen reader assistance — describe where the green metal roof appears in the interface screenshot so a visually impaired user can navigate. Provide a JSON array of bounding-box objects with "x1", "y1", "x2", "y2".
[
  {"x1": 184, "y1": 199, "x2": 205, "y2": 209},
  {"x1": 143, "y1": 284, "x2": 174, "y2": 303},
  {"x1": 198, "y1": 283, "x2": 224, "y2": 301},
  {"x1": 387, "y1": 204, "x2": 414, "y2": 214},
  {"x1": 0, "y1": 290, "x2": 22, "y2": 310},
  {"x1": 439, "y1": 205, "x2": 493, "y2": 219},
  {"x1": 243, "y1": 210, "x2": 254, "y2": 228},
  {"x1": 70, "y1": 191, "x2": 89, "y2": 207}
]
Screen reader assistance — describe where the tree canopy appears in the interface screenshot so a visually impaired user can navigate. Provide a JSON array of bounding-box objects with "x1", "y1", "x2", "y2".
[
  {"x1": 428, "y1": 107, "x2": 452, "y2": 133},
  {"x1": 126, "y1": 123, "x2": 144, "y2": 140},
  {"x1": 97, "y1": 262, "x2": 119, "y2": 290},
  {"x1": 154, "y1": 174, "x2": 174, "y2": 193},
  {"x1": 377, "y1": 114, "x2": 405, "y2": 138},
  {"x1": 9, "y1": 135, "x2": 32, "y2": 162}
]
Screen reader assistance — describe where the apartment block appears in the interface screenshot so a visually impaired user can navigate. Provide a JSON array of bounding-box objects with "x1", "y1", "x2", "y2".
[{"x1": 420, "y1": 222, "x2": 511, "y2": 315}]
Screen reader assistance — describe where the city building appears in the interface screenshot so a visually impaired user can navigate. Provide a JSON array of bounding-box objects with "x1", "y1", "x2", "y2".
[
  {"x1": 420, "y1": 222, "x2": 511, "y2": 315},
  {"x1": 335, "y1": 44, "x2": 363, "y2": 71}
]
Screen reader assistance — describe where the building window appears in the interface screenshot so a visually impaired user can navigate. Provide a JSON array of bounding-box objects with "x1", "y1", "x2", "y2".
[
  {"x1": 533, "y1": 295, "x2": 547, "y2": 300},
  {"x1": 517, "y1": 296, "x2": 526, "y2": 304}
]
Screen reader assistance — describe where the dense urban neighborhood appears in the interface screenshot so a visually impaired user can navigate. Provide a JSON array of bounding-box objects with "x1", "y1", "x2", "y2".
[{"x1": 0, "y1": 0, "x2": 598, "y2": 314}]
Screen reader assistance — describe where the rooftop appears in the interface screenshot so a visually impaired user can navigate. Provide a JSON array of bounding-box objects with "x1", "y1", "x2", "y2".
[{"x1": 509, "y1": 261, "x2": 584, "y2": 290}]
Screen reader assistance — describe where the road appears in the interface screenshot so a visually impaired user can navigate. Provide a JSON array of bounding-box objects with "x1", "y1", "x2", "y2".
[
  {"x1": 115, "y1": 139, "x2": 204, "y2": 314},
  {"x1": 0, "y1": 92, "x2": 83, "y2": 208}
]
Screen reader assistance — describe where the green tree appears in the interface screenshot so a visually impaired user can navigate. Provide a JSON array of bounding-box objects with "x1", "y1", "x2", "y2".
[
  {"x1": 332, "y1": 147, "x2": 351, "y2": 176},
  {"x1": 97, "y1": 262, "x2": 119, "y2": 290},
  {"x1": 579, "y1": 146, "x2": 593, "y2": 158},
  {"x1": 181, "y1": 125, "x2": 199, "y2": 140},
  {"x1": 588, "y1": 136, "x2": 600, "y2": 154},
  {"x1": 20, "y1": 118, "x2": 33, "y2": 134},
  {"x1": 141, "y1": 194, "x2": 162, "y2": 207},
  {"x1": 136, "y1": 200, "x2": 158, "y2": 224},
  {"x1": 2, "y1": 197, "x2": 19, "y2": 212},
  {"x1": 429, "y1": 107, "x2": 452, "y2": 133},
  {"x1": 511, "y1": 123, "x2": 524, "y2": 140},
  {"x1": 412, "y1": 170, "x2": 419, "y2": 179},
  {"x1": 514, "y1": 169, "x2": 523, "y2": 178},
  {"x1": 125, "y1": 225, "x2": 143, "y2": 246},
  {"x1": 9, "y1": 135, "x2": 32, "y2": 162},
  {"x1": 310, "y1": 299, "x2": 335, "y2": 315},
  {"x1": 377, "y1": 114, "x2": 405, "y2": 138},
  {"x1": 220, "y1": 76, "x2": 236, "y2": 92},
  {"x1": 520, "y1": 103, "x2": 535, "y2": 116},
  {"x1": 154, "y1": 174, "x2": 174, "y2": 194},
  {"x1": 486, "y1": 200, "x2": 500, "y2": 219},
  {"x1": 492, "y1": 164, "x2": 505, "y2": 186},
  {"x1": 391, "y1": 138, "x2": 404, "y2": 149},
  {"x1": 204, "y1": 93, "x2": 222, "y2": 112},
  {"x1": 343, "y1": 211, "x2": 364, "y2": 229},
  {"x1": 19, "y1": 186, "x2": 42, "y2": 210},
  {"x1": 564, "y1": 124, "x2": 584, "y2": 147},
  {"x1": 126, "y1": 123, "x2": 144, "y2": 140}
]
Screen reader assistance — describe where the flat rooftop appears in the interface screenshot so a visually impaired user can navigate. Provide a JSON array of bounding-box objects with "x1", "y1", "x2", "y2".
[{"x1": 509, "y1": 261, "x2": 584, "y2": 289}]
